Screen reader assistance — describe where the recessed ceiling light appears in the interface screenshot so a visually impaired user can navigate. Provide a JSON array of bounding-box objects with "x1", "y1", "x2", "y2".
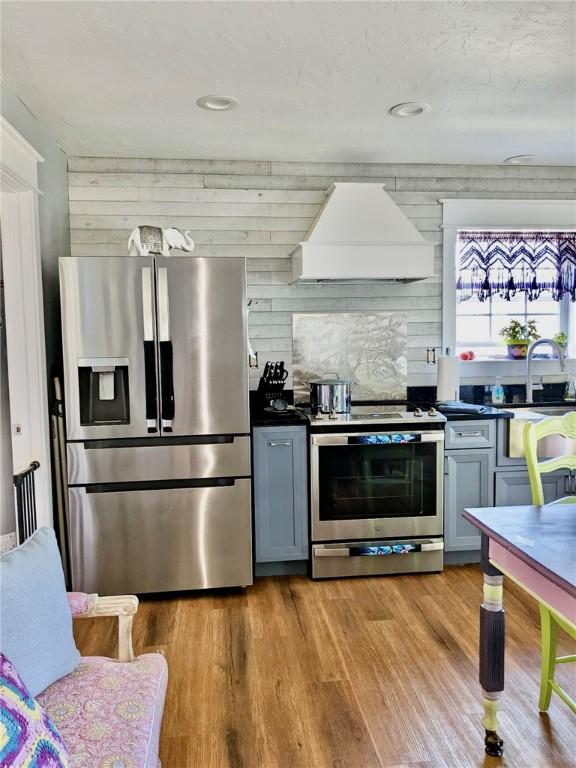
[
  {"x1": 504, "y1": 154, "x2": 536, "y2": 164},
  {"x1": 196, "y1": 95, "x2": 239, "y2": 112},
  {"x1": 389, "y1": 102, "x2": 432, "y2": 118}
]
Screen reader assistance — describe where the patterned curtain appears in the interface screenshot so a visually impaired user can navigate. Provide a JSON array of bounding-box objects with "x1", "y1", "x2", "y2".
[{"x1": 456, "y1": 231, "x2": 576, "y2": 302}]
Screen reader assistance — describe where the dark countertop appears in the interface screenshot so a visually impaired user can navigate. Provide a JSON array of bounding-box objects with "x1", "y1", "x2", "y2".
[
  {"x1": 250, "y1": 404, "x2": 514, "y2": 426},
  {"x1": 251, "y1": 408, "x2": 309, "y2": 427},
  {"x1": 491, "y1": 400, "x2": 574, "y2": 409},
  {"x1": 441, "y1": 405, "x2": 514, "y2": 421},
  {"x1": 250, "y1": 389, "x2": 574, "y2": 428},
  {"x1": 250, "y1": 387, "x2": 571, "y2": 427}
]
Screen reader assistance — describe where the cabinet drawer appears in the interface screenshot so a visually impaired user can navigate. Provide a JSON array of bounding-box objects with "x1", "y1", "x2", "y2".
[{"x1": 445, "y1": 420, "x2": 495, "y2": 450}]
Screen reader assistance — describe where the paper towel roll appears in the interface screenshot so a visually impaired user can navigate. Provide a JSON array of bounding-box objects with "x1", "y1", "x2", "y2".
[{"x1": 437, "y1": 355, "x2": 460, "y2": 402}]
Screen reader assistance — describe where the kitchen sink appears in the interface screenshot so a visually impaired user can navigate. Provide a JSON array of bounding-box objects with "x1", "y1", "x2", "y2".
[
  {"x1": 506, "y1": 404, "x2": 576, "y2": 458},
  {"x1": 526, "y1": 405, "x2": 576, "y2": 416}
]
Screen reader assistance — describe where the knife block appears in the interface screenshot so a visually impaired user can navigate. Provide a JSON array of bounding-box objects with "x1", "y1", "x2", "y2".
[{"x1": 255, "y1": 376, "x2": 285, "y2": 409}]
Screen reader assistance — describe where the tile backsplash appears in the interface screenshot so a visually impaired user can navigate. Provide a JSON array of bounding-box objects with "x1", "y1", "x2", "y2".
[{"x1": 292, "y1": 311, "x2": 407, "y2": 403}]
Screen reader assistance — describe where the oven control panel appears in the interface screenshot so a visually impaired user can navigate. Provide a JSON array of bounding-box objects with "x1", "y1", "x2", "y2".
[{"x1": 351, "y1": 433, "x2": 421, "y2": 445}]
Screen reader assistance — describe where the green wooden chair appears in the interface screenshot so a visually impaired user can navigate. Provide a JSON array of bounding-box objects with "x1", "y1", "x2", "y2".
[{"x1": 524, "y1": 411, "x2": 576, "y2": 714}]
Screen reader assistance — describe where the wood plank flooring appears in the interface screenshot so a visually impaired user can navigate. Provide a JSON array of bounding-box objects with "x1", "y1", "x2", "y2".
[{"x1": 73, "y1": 566, "x2": 576, "y2": 768}]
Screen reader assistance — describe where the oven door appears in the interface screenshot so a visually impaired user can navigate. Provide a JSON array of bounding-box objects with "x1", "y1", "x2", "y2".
[{"x1": 311, "y1": 431, "x2": 444, "y2": 541}]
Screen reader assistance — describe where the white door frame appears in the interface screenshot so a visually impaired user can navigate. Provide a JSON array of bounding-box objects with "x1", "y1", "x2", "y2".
[{"x1": 0, "y1": 116, "x2": 52, "y2": 530}]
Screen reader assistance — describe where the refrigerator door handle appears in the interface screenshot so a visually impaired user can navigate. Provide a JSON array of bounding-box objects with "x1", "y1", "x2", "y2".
[
  {"x1": 157, "y1": 267, "x2": 174, "y2": 431},
  {"x1": 141, "y1": 267, "x2": 158, "y2": 433},
  {"x1": 160, "y1": 340, "x2": 175, "y2": 430},
  {"x1": 85, "y1": 478, "x2": 237, "y2": 493}
]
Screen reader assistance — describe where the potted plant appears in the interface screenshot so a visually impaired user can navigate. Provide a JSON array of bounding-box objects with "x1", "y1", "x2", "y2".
[
  {"x1": 553, "y1": 331, "x2": 568, "y2": 351},
  {"x1": 499, "y1": 319, "x2": 540, "y2": 360}
]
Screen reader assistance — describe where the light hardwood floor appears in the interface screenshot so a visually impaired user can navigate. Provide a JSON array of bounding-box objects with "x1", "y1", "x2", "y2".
[{"x1": 74, "y1": 566, "x2": 575, "y2": 768}]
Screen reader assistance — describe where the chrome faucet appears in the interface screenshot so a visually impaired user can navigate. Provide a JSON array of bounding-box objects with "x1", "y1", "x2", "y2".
[{"x1": 526, "y1": 338, "x2": 566, "y2": 404}]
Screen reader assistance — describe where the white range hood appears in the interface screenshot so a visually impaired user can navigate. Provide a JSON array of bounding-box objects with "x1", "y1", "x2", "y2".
[{"x1": 290, "y1": 183, "x2": 435, "y2": 282}]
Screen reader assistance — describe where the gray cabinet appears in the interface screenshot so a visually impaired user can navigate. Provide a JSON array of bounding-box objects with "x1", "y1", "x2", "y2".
[
  {"x1": 253, "y1": 426, "x2": 308, "y2": 562},
  {"x1": 444, "y1": 449, "x2": 495, "y2": 551},
  {"x1": 494, "y1": 470, "x2": 570, "y2": 507}
]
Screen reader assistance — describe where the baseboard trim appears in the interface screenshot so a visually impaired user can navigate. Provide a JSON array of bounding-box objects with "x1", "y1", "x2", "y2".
[
  {"x1": 445, "y1": 550, "x2": 481, "y2": 565},
  {"x1": 0, "y1": 532, "x2": 17, "y2": 554},
  {"x1": 255, "y1": 560, "x2": 309, "y2": 577}
]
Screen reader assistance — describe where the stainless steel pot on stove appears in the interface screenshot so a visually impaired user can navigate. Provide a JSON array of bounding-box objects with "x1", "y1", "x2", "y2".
[{"x1": 309, "y1": 374, "x2": 351, "y2": 418}]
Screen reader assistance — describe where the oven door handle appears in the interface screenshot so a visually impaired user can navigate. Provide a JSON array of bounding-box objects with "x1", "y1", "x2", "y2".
[
  {"x1": 312, "y1": 541, "x2": 444, "y2": 558},
  {"x1": 314, "y1": 547, "x2": 351, "y2": 557},
  {"x1": 311, "y1": 431, "x2": 444, "y2": 446}
]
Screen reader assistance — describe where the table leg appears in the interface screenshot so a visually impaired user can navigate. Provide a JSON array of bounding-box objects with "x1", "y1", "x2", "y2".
[{"x1": 479, "y1": 534, "x2": 505, "y2": 757}]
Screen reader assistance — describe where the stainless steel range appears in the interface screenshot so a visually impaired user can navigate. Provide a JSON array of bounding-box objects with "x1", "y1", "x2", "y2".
[{"x1": 309, "y1": 406, "x2": 446, "y2": 579}]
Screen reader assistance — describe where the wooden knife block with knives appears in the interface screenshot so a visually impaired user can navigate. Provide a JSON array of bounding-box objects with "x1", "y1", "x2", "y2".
[{"x1": 256, "y1": 360, "x2": 288, "y2": 408}]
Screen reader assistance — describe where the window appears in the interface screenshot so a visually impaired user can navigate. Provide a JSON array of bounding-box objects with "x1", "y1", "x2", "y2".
[
  {"x1": 442, "y1": 200, "x2": 576, "y2": 365},
  {"x1": 454, "y1": 229, "x2": 575, "y2": 359},
  {"x1": 456, "y1": 292, "x2": 565, "y2": 358}
]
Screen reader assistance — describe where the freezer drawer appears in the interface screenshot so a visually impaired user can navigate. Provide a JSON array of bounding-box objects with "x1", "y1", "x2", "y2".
[
  {"x1": 67, "y1": 436, "x2": 251, "y2": 485},
  {"x1": 68, "y1": 479, "x2": 252, "y2": 594}
]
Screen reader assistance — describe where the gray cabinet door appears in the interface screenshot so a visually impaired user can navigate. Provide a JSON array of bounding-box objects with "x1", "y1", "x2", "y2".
[
  {"x1": 253, "y1": 426, "x2": 308, "y2": 562},
  {"x1": 494, "y1": 470, "x2": 571, "y2": 507},
  {"x1": 444, "y1": 449, "x2": 495, "y2": 551}
]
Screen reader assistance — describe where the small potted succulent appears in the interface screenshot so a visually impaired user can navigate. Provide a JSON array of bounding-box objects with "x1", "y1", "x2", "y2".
[{"x1": 499, "y1": 319, "x2": 540, "y2": 360}]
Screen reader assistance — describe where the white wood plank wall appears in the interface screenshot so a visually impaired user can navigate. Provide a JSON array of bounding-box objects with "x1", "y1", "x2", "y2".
[{"x1": 68, "y1": 159, "x2": 576, "y2": 388}]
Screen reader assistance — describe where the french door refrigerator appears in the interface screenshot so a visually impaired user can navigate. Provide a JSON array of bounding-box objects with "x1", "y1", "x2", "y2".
[{"x1": 60, "y1": 256, "x2": 252, "y2": 595}]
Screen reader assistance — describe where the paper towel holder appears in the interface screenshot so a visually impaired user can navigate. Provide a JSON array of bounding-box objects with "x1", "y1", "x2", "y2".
[{"x1": 436, "y1": 349, "x2": 461, "y2": 405}]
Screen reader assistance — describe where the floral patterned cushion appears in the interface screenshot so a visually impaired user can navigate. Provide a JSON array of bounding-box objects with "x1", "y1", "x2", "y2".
[
  {"x1": 66, "y1": 594, "x2": 91, "y2": 618},
  {"x1": 0, "y1": 652, "x2": 70, "y2": 767},
  {"x1": 37, "y1": 654, "x2": 167, "y2": 768}
]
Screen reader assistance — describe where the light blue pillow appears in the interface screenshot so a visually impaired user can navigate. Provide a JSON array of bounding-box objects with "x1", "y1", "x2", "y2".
[{"x1": 0, "y1": 527, "x2": 80, "y2": 696}]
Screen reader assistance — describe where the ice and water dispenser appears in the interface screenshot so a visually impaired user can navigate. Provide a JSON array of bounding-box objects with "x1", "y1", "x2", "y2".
[{"x1": 78, "y1": 357, "x2": 130, "y2": 425}]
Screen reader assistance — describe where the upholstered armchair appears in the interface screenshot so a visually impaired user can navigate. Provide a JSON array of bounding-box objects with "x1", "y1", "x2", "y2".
[{"x1": 37, "y1": 591, "x2": 168, "y2": 767}]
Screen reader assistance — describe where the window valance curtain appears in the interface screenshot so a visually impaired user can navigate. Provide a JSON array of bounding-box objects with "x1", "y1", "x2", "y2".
[{"x1": 456, "y1": 230, "x2": 576, "y2": 302}]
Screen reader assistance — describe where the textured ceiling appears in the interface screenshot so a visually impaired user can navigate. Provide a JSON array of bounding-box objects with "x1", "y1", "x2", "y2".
[{"x1": 1, "y1": 1, "x2": 574, "y2": 164}]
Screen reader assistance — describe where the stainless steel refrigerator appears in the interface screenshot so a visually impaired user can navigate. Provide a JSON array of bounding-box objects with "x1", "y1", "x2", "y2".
[{"x1": 60, "y1": 256, "x2": 252, "y2": 595}]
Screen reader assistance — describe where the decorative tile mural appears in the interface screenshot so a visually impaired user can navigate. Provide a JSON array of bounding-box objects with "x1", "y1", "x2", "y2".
[{"x1": 292, "y1": 311, "x2": 407, "y2": 403}]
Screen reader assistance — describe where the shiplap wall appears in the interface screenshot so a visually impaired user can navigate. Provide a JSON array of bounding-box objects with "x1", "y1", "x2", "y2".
[{"x1": 67, "y1": 159, "x2": 576, "y2": 389}]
